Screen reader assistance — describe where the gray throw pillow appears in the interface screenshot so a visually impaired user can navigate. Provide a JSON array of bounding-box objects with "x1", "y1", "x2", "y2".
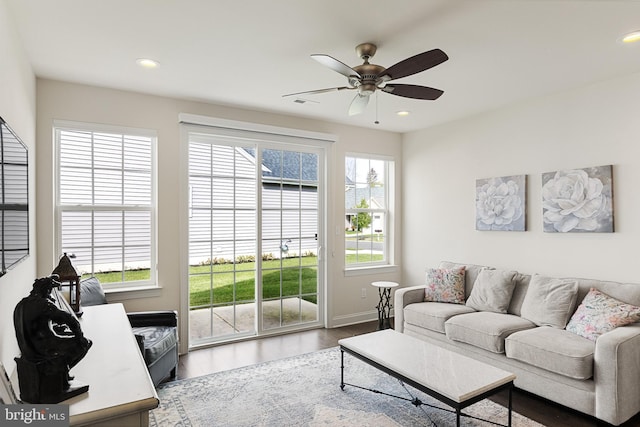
[
  {"x1": 80, "y1": 276, "x2": 107, "y2": 306},
  {"x1": 466, "y1": 268, "x2": 517, "y2": 313},
  {"x1": 520, "y1": 274, "x2": 579, "y2": 328}
]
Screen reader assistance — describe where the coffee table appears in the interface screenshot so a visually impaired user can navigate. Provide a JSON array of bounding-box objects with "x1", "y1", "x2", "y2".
[{"x1": 339, "y1": 329, "x2": 515, "y2": 427}]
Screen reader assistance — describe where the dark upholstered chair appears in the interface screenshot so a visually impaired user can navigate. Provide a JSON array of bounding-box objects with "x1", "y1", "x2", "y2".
[{"x1": 80, "y1": 277, "x2": 178, "y2": 387}]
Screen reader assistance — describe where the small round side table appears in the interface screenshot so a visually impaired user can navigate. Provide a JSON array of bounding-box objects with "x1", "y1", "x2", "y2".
[{"x1": 371, "y1": 281, "x2": 399, "y2": 330}]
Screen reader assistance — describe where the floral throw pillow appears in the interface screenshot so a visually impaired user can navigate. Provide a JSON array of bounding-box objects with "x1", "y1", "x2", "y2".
[
  {"x1": 566, "y1": 288, "x2": 640, "y2": 341},
  {"x1": 424, "y1": 267, "x2": 466, "y2": 304}
]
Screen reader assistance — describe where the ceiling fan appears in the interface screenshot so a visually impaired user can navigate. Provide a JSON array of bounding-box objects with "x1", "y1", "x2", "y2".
[{"x1": 283, "y1": 43, "x2": 448, "y2": 116}]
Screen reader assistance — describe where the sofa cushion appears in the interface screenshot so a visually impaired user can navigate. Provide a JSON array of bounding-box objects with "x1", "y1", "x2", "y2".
[
  {"x1": 424, "y1": 267, "x2": 466, "y2": 304},
  {"x1": 520, "y1": 274, "x2": 579, "y2": 328},
  {"x1": 404, "y1": 302, "x2": 476, "y2": 334},
  {"x1": 444, "y1": 312, "x2": 536, "y2": 353},
  {"x1": 132, "y1": 325, "x2": 178, "y2": 364},
  {"x1": 566, "y1": 288, "x2": 640, "y2": 341},
  {"x1": 506, "y1": 327, "x2": 595, "y2": 380},
  {"x1": 506, "y1": 273, "x2": 531, "y2": 316},
  {"x1": 466, "y1": 268, "x2": 517, "y2": 313}
]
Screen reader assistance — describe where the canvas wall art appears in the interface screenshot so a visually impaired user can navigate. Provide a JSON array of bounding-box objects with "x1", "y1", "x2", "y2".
[
  {"x1": 476, "y1": 174, "x2": 526, "y2": 231},
  {"x1": 542, "y1": 165, "x2": 613, "y2": 233}
]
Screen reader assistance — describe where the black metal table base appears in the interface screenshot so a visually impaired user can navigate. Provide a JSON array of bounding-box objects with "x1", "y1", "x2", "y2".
[
  {"x1": 375, "y1": 286, "x2": 393, "y2": 330},
  {"x1": 340, "y1": 347, "x2": 513, "y2": 427}
]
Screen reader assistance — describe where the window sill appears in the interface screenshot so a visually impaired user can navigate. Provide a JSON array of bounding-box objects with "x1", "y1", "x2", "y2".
[
  {"x1": 344, "y1": 265, "x2": 398, "y2": 277},
  {"x1": 104, "y1": 285, "x2": 162, "y2": 302}
]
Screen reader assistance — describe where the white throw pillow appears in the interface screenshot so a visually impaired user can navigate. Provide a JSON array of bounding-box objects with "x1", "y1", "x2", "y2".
[
  {"x1": 466, "y1": 268, "x2": 517, "y2": 313},
  {"x1": 520, "y1": 274, "x2": 579, "y2": 329}
]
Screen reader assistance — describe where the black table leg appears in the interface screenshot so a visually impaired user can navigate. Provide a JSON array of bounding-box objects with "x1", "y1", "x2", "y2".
[
  {"x1": 340, "y1": 348, "x2": 345, "y2": 390},
  {"x1": 376, "y1": 287, "x2": 393, "y2": 330},
  {"x1": 508, "y1": 384, "x2": 512, "y2": 427}
]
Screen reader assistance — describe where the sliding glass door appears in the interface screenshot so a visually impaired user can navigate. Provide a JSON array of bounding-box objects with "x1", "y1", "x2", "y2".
[
  {"x1": 187, "y1": 132, "x2": 324, "y2": 346},
  {"x1": 259, "y1": 149, "x2": 319, "y2": 330}
]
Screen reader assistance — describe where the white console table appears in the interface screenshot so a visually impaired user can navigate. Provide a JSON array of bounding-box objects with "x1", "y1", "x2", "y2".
[{"x1": 64, "y1": 303, "x2": 159, "y2": 426}]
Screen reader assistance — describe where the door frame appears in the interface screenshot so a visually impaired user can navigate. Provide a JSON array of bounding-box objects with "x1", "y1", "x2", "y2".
[{"x1": 178, "y1": 114, "x2": 335, "y2": 353}]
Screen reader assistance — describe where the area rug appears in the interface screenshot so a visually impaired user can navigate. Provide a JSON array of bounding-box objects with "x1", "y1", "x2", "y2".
[{"x1": 150, "y1": 347, "x2": 543, "y2": 426}]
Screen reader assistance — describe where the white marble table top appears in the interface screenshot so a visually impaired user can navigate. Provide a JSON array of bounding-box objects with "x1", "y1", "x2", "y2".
[
  {"x1": 339, "y1": 329, "x2": 515, "y2": 404},
  {"x1": 371, "y1": 281, "x2": 399, "y2": 288}
]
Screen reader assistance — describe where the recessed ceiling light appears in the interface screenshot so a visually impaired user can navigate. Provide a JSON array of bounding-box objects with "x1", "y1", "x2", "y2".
[
  {"x1": 136, "y1": 58, "x2": 160, "y2": 68},
  {"x1": 396, "y1": 111, "x2": 410, "y2": 116},
  {"x1": 622, "y1": 31, "x2": 640, "y2": 43}
]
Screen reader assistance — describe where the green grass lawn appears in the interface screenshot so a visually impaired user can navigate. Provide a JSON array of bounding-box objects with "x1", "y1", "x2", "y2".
[
  {"x1": 91, "y1": 257, "x2": 319, "y2": 308},
  {"x1": 189, "y1": 266, "x2": 318, "y2": 307},
  {"x1": 89, "y1": 254, "x2": 381, "y2": 306},
  {"x1": 345, "y1": 253, "x2": 384, "y2": 264}
]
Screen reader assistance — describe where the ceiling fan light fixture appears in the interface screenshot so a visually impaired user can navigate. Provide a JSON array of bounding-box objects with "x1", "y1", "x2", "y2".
[
  {"x1": 358, "y1": 83, "x2": 377, "y2": 96},
  {"x1": 136, "y1": 58, "x2": 160, "y2": 68},
  {"x1": 622, "y1": 31, "x2": 640, "y2": 43}
]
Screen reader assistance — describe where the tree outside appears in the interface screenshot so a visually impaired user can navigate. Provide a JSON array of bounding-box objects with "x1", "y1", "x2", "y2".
[
  {"x1": 352, "y1": 198, "x2": 372, "y2": 231},
  {"x1": 367, "y1": 168, "x2": 378, "y2": 187}
]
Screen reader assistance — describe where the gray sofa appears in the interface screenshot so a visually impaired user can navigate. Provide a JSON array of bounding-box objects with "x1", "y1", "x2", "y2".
[{"x1": 394, "y1": 261, "x2": 640, "y2": 426}]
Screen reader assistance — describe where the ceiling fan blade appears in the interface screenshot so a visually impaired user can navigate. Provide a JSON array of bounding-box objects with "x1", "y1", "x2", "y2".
[
  {"x1": 382, "y1": 84, "x2": 444, "y2": 100},
  {"x1": 348, "y1": 94, "x2": 370, "y2": 116},
  {"x1": 311, "y1": 54, "x2": 361, "y2": 79},
  {"x1": 379, "y1": 49, "x2": 448, "y2": 81},
  {"x1": 282, "y1": 87, "x2": 352, "y2": 97}
]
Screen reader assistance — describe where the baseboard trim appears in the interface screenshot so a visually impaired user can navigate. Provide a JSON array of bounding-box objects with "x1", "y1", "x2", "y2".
[{"x1": 330, "y1": 310, "x2": 377, "y2": 328}]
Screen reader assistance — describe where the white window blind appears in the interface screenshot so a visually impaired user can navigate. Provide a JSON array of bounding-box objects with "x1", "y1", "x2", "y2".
[{"x1": 55, "y1": 122, "x2": 156, "y2": 287}]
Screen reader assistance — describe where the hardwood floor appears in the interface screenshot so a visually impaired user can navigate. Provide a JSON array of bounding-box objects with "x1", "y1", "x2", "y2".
[{"x1": 177, "y1": 322, "x2": 640, "y2": 427}]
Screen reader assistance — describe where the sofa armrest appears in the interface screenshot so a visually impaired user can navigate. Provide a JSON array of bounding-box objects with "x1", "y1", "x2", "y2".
[
  {"x1": 393, "y1": 285, "x2": 426, "y2": 333},
  {"x1": 127, "y1": 310, "x2": 178, "y2": 327},
  {"x1": 594, "y1": 324, "x2": 640, "y2": 426}
]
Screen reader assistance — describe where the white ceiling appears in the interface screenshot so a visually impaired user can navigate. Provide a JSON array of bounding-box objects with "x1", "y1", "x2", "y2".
[{"x1": 6, "y1": 0, "x2": 640, "y2": 133}]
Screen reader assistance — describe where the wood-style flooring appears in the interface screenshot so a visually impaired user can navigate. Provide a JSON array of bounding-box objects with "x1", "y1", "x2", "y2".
[{"x1": 177, "y1": 322, "x2": 640, "y2": 427}]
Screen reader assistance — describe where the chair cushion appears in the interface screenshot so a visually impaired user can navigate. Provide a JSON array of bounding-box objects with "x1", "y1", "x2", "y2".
[
  {"x1": 506, "y1": 327, "x2": 595, "y2": 380},
  {"x1": 445, "y1": 312, "x2": 536, "y2": 353},
  {"x1": 80, "y1": 276, "x2": 107, "y2": 306},
  {"x1": 132, "y1": 325, "x2": 178, "y2": 364},
  {"x1": 404, "y1": 302, "x2": 476, "y2": 333}
]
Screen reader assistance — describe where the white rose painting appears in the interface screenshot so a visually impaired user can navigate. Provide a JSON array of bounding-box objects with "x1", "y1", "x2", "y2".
[
  {"x1": 542, "y1": 165, "x2": 613, "y2": 233},
  {"x1": 476, "y1": 175, "x2": 526, "y2": 231}
]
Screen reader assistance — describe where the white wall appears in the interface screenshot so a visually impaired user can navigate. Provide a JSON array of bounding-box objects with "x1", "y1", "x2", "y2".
[
  {"x1": 0, "y1": 0, "x2": 36, "y2": 379},
  {"x1": 402, "y1": 72, "x2": 640, "y2": 286},
  {"x1": 36, "y1": 79, "x2": 403, "y2": 349}
]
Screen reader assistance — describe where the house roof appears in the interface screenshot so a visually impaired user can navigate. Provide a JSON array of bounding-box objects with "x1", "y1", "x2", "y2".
[
  {"x1": 345, "y1": 186, "x2": 385, "y2": 210},
  {"x1": 242, "y1": 148, "x2": 317, "y2": 182}
]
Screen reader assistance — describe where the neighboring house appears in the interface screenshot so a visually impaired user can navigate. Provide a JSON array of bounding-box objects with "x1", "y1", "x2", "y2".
[
  {"x1": 189, "y1": 148, "x2": 319, "y2": 264},
  {"x1": 344, "y1": 185, "x2": 385, "y2": 234}
]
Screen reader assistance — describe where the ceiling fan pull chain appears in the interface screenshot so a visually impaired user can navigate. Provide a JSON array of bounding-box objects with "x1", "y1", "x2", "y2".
[{"x1": 374, "y1": 91, "x2": 380, "y2": 125}]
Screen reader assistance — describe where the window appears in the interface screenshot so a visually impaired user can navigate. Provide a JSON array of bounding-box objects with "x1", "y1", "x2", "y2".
[
  {"x1": 55, "y1": 121, "x2": 156, "y2": 288},
  {"x1": 345, "y1": 155, "x2": 392, "y2": 267}
]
